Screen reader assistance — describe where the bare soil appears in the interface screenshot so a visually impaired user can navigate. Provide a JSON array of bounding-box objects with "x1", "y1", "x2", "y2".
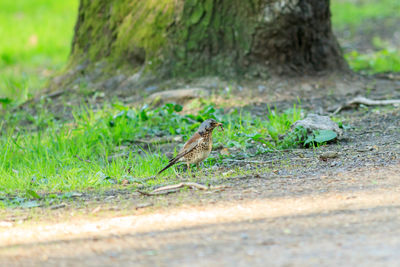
[
  {"x1": 1, "y1": 164, "x2": 400, "y2": 267},
  {"x1": 1, "y1": 75, "x2": 400, "y2": 266}
]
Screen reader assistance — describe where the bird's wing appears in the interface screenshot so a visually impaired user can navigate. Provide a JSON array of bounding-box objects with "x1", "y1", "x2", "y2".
[
  {"x1": 170, "y1": 132, "x2": 203, "y2": 162},
  {"x1": 157, "y1": 133, "x2": 203, "y2": 175}
]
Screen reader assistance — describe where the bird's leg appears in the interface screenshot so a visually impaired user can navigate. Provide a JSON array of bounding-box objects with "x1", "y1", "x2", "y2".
[
  {"x1": 186, "y1": 162, "x2": 192, "y2": 178},
  {"x1": 196, "y1": 163, "x2": 200, "y2": 177},
  {"x1": 173, "y1": 166, "x2": 183, "y2": 179}
]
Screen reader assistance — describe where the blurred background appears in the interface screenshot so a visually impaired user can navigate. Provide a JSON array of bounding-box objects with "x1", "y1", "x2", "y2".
[
  {"x1": 0, "y1": 0, "x2": 399, "y2": 103},
  {"x1": 0, "y1": 0, "x2": 78, "y2": 102}
]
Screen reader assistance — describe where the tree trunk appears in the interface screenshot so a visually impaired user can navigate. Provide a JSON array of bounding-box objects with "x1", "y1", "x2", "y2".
[{"x1": 66, "y1": 0, "x2": 347, "y2": 89}]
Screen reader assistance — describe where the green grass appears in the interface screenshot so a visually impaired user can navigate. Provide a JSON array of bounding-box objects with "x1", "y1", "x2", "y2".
[
  {"x1": 0, "y1": 102, "x2": 304, "y2": 204},
  {"x1": 331, "y1": 0, "x2": 400, "y2": 73},
  {"x1": 331, "y1": 0, "x2": 400, "y2": 29},
  {"x1": 345, "y1": 49, "x2": 400, "y2": 73},
  {"x1": 0, "y1": 0, "x2": 78, "y2": 103}
]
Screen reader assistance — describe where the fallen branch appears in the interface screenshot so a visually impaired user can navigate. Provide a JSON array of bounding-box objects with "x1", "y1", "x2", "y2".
[
  {"x1": 223, "y1": 157, "x2": 314, "y2": 165},
  {"x1": 223, "y1": 159, "x2": 276, "y2": 164},
  {"x1": 332, "y1": 96, "x2": 400, "y2": 115},
  {"x1": 137, "y1": 190, "x2": 154, "y2": 196},
  {"x1": 137, "y1": 182, "x2": 219, "y2": 196},
  {"x1": 153, "y1": 182, "x2": 208, "y2": 193}
]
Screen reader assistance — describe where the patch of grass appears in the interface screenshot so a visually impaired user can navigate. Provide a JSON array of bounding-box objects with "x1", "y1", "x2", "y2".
[
  {"x1": 0, "y1": 0, "x2": 79, "y2": 103},
  {"x1": 0, "y1": 102, "x2": 304, "y2": 206},
  {"x1": 344, "y1": 49, "x2": 400, "y2": 73},
  {"x1": 331, "y1": 0, "x2": 400, "y2": 73},
  {"x1": 331, "y1": 0, "x2": 400, "y2": 29}
]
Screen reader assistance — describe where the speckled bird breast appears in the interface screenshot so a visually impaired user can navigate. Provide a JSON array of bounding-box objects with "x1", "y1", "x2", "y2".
[{"x1": 184, "y1": 134, "x2": 213, "y2": 164}]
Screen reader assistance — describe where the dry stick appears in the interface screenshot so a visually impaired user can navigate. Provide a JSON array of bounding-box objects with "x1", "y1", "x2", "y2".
[
  {"x1": 152, "y1": 182, "x2": 208, "y2": 193},
  {"x1": 223, "y1": 159, "x2": 276, "y2": 164},
  {"x1": 137, "y1": 182, "x2": 222, "y2": 196},
  {"x1": 332, "y1": 96, "x2": 400, "y2": 115},
  {"x1": 223, "y1": 157, "x2": 314, "y2": 164},
  {"x1": 137, "y1": 190, "x2": 154, "y2": 196}
]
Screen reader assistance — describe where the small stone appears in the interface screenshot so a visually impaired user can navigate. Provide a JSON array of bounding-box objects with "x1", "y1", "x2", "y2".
[
  {"x1": 173, "y1": 136, "x2": 183, "y2": 142},
  {"x1": 240, "y1": 233, "x2": 249, "y2": 240},
  {"x1": 147, "y1": 88, "x2": 210, "y2": 105},
  {"x1": 293, "y1": 113, "x2": 342, "y2": 135},
  {"x1": 319, "y1": 151, "x2": 339, "y2": 161}
]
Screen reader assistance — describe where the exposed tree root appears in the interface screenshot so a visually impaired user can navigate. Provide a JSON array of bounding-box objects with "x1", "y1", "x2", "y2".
[{"x1": 333, "y1": 96, "x2": 400, "y2": 114}]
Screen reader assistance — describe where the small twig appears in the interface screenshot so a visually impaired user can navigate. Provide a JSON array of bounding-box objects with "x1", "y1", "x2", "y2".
[
  {"x1": 137, "y1": 189, "x2": 181, "y2": 196},
  {"x1": 223, "y1": 159, "x2": 276, "y2": 164},
  {"x1": 45, "y1": 89, "x2": 65, "y2": 99},
  {"x1": 137, "y1": 190, "x2": 154, "y2": 196},
  {"x1": 153, "y1": 182, "x2": 208, "y2": 193},
  {"x1": 223, "y1": 157, "x2": 314, "y2": 165},
  {"x1": 332, "y1": 96, "x2": 400, "y2": 115},
  {"x1": 137, "y1": 182, "x2": 214, "y2": 196},
  {"x1": 76, "y1": 155, "x2": 91, "y2": 163}
]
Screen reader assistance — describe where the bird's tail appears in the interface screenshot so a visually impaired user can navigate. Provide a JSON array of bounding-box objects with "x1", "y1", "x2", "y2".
[{"x1": 157, "y1": 159, "x2": 178, "y2": 175}]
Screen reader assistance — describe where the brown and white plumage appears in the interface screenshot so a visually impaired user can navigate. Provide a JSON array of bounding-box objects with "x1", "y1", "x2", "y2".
[{"x1": 157, "y1": 119, "x2": 223, "y2": 175}]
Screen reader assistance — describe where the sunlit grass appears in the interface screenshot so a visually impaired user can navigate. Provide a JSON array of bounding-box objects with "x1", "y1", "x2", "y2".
[
  {"x1": 0, "y1": 102, "x2": 304, "y2": 201},
  {"x1": 331, "y1": 0, "x2": 400, "y2": 29},
  {"x1": 345, "y1": 49, "x2": 400, "y2": 73},
  {"x1": 331, "y1": 0, "x2": 400, "y2": 73},
  {"x1": 0, "y1": 0, "x2": 79, "y2": 102}
]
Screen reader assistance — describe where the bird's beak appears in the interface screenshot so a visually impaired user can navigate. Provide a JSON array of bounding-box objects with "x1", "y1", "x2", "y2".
[{"x1": 217, "y1": 123, "x2": 224, "y2": 131}]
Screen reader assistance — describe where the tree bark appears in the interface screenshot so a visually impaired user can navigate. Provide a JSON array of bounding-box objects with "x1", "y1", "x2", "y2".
[{"x1": 66, "y1": 0, "x2": 347, "y2": 88}]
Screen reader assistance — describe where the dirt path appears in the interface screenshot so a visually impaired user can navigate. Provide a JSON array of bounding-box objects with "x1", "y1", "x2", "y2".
[
  {"x1": 1, "y1": 163, "x2": 400, "y2": 266},
  {"x1": 2, "y1": 82, "x2": 400, "y2": 266}
]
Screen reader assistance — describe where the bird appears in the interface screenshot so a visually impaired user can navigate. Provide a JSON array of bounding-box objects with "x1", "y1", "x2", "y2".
[{"x1": 158, "y1": 119, "x2": 223, "y2": 175}]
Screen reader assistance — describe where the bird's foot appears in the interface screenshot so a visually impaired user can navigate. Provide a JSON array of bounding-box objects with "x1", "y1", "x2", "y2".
[{"x1": 173, "y1": 168, "x2": 183, "y2": 179}]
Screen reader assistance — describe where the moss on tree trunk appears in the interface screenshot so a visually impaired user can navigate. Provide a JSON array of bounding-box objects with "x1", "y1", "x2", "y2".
[{"x1": 65, "y1": 0, "x2": 347, "y2": 89}]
